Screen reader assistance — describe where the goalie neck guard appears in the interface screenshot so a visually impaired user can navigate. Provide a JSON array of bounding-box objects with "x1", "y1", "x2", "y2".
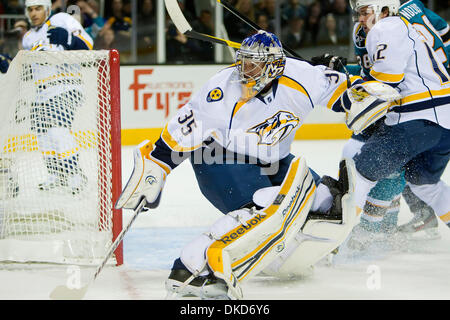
[{"x1": 235, "y1": 30, "x2": 286, "y2": 100}]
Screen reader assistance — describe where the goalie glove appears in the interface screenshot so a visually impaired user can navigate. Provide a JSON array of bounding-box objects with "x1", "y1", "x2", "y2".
[
  {"x1": 311, "y1": 53, "x2": 347, "y2": 71},
  {"x1": 47, "y1": 26, "x2": 72, "y2": 49},
  {"x1": 342, "y1": 81, "x2": 402, "y2": 135},
  {"x1": 115, "y1": 140, "x2": 167, "y2": 211}
]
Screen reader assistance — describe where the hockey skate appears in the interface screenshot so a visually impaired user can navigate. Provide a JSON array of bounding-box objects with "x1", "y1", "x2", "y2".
[
  {"x1": 165, "y1": 269, "x2": 229, "y2": 300},
  {"x1": 397, "y1": 186, "x2": 440, "y2": 240},
  {"x1": 39, "y1": 172, "x2": 87, "y2": 195},
  {"x1": 345, "y1": 222, "x2": 396, "y2": 251},
  {"x1": 0, "y1": 158, "x2": 19, "y2": 199},
  {"x1": 38, "y1": 173, "x2": 64, "y2": 191},
  {"x1": 397, "y1": 206, "x2": 440, "y2": 240},
  {"x1": 66, "y1": 172, "x2": 88, "y2": 195}
]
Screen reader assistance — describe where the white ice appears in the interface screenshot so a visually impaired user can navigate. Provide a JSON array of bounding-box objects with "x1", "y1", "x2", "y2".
[{"x1": 1, "y1": 140, "x2": 450, "y2": 300}]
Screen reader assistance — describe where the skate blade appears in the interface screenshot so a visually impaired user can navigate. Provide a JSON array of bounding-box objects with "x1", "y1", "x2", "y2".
[{"x1": 402, "y1": 228, "x2": 441, "y2": 241}]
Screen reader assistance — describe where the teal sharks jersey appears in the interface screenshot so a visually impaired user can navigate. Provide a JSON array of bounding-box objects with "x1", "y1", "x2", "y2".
[{"x1": 349, "y1": 0, "x2": 450, "y2": 78}]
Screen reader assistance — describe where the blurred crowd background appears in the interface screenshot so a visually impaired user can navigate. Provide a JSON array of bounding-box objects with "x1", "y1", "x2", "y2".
[{"x1": 0, "y1": 0, "x2": 448, "y2": 64}]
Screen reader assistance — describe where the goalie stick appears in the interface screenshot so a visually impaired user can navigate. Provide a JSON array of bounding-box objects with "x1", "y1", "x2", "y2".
[
  {"x1": 164, "y1": 0, "x2": 241, "y2": 49},
  {"x1": 49, "y1": 197, "x2": 155, "y2": 300}
]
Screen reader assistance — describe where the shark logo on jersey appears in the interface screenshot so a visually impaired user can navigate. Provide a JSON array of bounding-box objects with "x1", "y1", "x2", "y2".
[
  {"x1": 207, "y1": 87, "x2": 223, "y2": 102},
  {"x1": 248, "y1": 111, "x2": 299, "y2": 146},
  {"x1": 354, "y1": 24, "x2": 366, "y2": 48}
]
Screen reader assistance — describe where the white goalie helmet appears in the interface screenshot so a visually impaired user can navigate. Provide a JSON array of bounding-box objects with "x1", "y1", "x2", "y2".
[
  {"x1": 350, "y1": 0, "x2": 400, "y2": 22},
  {"x1": 25, "y1": 0, "x2": 52, "y2": 25},
  {"x1": 235, "y1": 30, "x2": 286, "y2": 97}
]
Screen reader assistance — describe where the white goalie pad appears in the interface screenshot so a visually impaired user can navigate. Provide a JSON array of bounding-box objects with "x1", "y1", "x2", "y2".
[
  {"x1": 205, "y1": 157, "x2": 316, "y2": 298},
  {"x1": 263, "y1": 158, "x2": 357, "y2": 278},
  {"x1": 344, "y1": 81, "x2": 402, "y2": 135}
]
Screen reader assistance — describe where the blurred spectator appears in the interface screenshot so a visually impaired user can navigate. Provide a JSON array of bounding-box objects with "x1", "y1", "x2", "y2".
[
  {"x1": 0, "y1": 18, "x2": 28, "y2": 59},
  {"x1": 281, "y1": 0, "x2": 307, "y2": 24},
  {"x1": 165, "y1": 0, "x2": 196, "y2": 63},
  {"x1": 94, "y1": 27, "x2": 115, "y2": 50},
  {"x1": 103, "y1": 0, "x2": 132, "y2": 54},
  {"x1": 190, "y1": 9, "x2": 214, "y2": 62},
  {"x1": 255, "y1": 12, "x2": 274, "y2": 33},
  {"x1": 4, "y1": 0, "x2": 23, "y2": 14},
  {"x1": 303, "y1": 1, "x2": 323, "y2": 46},
  {"x1": 440, "y1": 1, "x2": 450, "y2": 21},
  {"x1": 166, "y1": 8, "x2": 215, "y2": 64},
  {"x1": 327, "y1": 0, "x2": 351, "y2": 44},
  {"x1": 317, "y1": 13, "x2": 340, "y2": 45},
  {"x1": 257, "y1": 0, "x2": 276, "y2": 29},
  {"x1": 137, "y1": 0, "x2": 156, "y2": 63},
  {"x1": 76, "y1": 0, "x2": 105, "y2": 40},
  {"x1": 281, "y1": 15, "x2": 305, "y2": 49},
  {"x1": 166, "y1": 20, "x2": 191, "y2": 64},
  {"x1": 224, "y1": 0, "x2": 255, "y2": 42},
  {"x1": 11, "y1": 19, "x2": 29, "y2": 52}
]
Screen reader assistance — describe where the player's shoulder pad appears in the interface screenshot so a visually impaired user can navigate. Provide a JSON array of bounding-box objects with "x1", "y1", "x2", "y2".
[
  {"x1": 369, "y1": 17, "x2": 407, "y2": 43},
  {"x1": 49, "y1": 12, "x2": 77, "y2": 26},
  {"x1": 283, "y1": 57, "x2": 315, "y2": 78},
  {"x1": 203, "y1": 67, "x2": 234, "y2": 103}
]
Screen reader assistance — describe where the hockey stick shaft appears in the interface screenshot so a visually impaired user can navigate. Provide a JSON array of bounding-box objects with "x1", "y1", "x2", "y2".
[
  {"x1": 216, "y1": 0, "x2": 308, "y2": 61},
  {"x1": 92, "y1": 199, "x2": 148, "y2": 280},
  {"x1": 49, "y1": 198, "x2": 149, "y2": 300}
]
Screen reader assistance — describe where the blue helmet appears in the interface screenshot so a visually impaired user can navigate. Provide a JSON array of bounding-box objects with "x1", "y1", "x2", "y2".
[{"x1": 235, "y1": 30, "x2": 286, "y2": 97}]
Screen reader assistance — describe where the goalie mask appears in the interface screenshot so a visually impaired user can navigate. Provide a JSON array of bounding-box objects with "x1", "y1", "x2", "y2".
[
  {"x1": 25, "y1": 0, "x2": 52, "y2": 27},
  {"x1": 235, "y1": 30, "x2": 286, "y2": 100},
  {"x1": 350, "y1": 0, "x2": 400, "y2": 28}
]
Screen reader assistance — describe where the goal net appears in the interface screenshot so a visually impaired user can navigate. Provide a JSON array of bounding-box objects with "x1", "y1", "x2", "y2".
[{"x1": 0, "y1": 50, "x2": 123, "y2": 266}]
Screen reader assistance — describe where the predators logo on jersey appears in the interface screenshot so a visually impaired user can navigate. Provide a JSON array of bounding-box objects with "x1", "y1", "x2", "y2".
[
  {"x1": 248, "y1": 111, "x2": 299, "y2": 146},
  {"x1": 207, "y1": 87, "x2": 224, "y2": 102}
]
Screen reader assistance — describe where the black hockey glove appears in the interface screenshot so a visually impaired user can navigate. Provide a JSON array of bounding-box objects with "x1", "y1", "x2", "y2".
[
  {"x1": 0, "y1": 53, "x2": 11, "y2": 73},
  {"x1": 47, "y1": 26, "x2": 70, "y2": 49},
  {"x1": 311, "y1": 53, "x2": 347, "y2": 71}
]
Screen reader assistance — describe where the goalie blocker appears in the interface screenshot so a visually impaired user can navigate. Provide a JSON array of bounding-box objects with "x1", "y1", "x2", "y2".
[{"x1": 165, "y1": 157, "x2": 357, "y2": 299}]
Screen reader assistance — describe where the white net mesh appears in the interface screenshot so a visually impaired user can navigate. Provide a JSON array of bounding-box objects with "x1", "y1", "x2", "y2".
[{"x1": 0, "y1": 50, "x2": 119, "y2": 265}]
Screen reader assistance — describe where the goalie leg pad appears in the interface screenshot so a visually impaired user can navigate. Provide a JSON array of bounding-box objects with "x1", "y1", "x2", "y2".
[
  {"x1": 206, "y1": 157, "x2": 316, "y2": 291},
  {"x1": 263, "y1": 158, "x2": 358, "y2": 278}
]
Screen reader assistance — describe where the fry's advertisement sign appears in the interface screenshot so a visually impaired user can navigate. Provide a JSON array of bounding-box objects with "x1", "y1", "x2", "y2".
[{"x1": 121, "y1": 65, "x2": 224, "y2": 129}]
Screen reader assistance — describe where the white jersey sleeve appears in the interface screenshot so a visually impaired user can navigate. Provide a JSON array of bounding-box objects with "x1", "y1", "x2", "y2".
[
  {"x1": 49, "y1": 13, "x2": 93, "y2": 50},
  {"x1": 22, "y1": 13, "x2": 93, "y2": 51},
  {"x1": 366, "y1": 17, "x2": 412, "y2": 85}
]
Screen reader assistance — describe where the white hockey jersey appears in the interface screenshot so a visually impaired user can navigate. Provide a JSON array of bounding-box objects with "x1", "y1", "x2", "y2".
[
  {"x1": 22, "y1": 12, "x2": 93, "y2": 51},
  {"x1": 155, "y1": 58, "x2": 360, "y2": 165},
  {"x1": 21, "y1": 13, "x2": 93, "y2": 102},
  {"x1": 366, "y1": 17, "x2": 450, "y2": 128}
]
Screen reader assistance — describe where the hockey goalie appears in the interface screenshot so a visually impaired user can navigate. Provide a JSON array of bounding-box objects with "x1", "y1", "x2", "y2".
[{"x1": 115, "y1": 31, "x2": 402, "y2": 299}]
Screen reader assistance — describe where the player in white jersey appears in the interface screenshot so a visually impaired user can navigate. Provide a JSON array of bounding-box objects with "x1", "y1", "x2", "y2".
[
  {"x1": 114, "y1": 30, "x2": 401, "y2": 299},
  {"x1": 22, "y1": 0, "x2": 93, "y2": 194},
  {"x1": 312, "y1": 0, "x2": 449, "y2": 248},
  {"x1": 348, "y1": 1, "x2": 450, "y2": 238}
]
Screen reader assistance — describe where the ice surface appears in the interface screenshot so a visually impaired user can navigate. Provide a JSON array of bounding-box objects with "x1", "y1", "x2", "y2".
[{"x1": 1, "y1": 140, "x2": 449, "y2": 300}]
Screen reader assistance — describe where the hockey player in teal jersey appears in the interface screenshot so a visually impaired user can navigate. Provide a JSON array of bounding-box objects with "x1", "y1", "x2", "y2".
[{"x1": 311, "y1": 0, "x2": 450, "y2": 249}]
